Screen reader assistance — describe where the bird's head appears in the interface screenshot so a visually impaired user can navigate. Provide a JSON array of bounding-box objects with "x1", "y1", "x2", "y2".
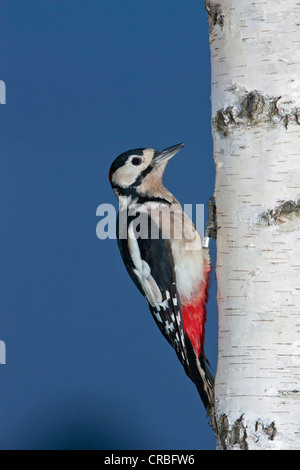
[{"x1": 109, "y1": 143, "x2": 184, "y2": 201}]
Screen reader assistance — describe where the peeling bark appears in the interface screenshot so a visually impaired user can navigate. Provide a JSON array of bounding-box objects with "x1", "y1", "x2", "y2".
[
  {"x1": 261, "y1": 200, "x2": 300, "y2": 226},
  {"x1": 206, "y1": 0, "x2": 300, "y2": 450},
  {"x1": 214, "y1": 90, "x2": 300, "y2": 137},
  {"x1": 205, "y1": 1, "x2": 224, "y2": 31}
]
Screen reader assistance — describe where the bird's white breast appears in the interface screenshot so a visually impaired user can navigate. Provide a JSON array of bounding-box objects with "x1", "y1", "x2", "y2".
[{"x1": 171, "y1": 235, "x2": 205, "y2": 304}]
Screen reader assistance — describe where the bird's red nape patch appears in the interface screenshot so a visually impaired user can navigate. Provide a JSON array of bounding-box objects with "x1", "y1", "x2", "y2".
[
  {"x1": 109, "y1": 168, "x2": 114, "y2": 183},
  {"x1": 181, "y1": 262, "x2": 211, "y2": 358}
]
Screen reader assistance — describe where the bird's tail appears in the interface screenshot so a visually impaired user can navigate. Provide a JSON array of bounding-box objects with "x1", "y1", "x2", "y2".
[{"x1": 185, "y1": 334, "x2": 214, "y2": 411}]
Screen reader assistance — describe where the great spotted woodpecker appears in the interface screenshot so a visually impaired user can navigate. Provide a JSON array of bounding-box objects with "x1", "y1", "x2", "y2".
[{"x1": 109, "y1": 143, "x2": 214, "y2": 410}]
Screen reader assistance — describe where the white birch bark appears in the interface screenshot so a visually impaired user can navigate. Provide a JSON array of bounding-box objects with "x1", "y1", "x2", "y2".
[{"x1": 205, "y1": 0, "x2": 300, "y2": 450}]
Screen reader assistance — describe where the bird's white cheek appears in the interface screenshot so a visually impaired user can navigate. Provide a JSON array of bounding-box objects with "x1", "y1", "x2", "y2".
[
  {"x1": 112, "y1": 165, "x2": 138, "y2": 187},
  {"x1": 112, "y1": 160, "x2": 149, "y2": 188}
]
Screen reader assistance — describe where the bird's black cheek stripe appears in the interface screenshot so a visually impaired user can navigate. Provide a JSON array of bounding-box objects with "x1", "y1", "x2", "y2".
[
  {"x1": 111, "y1": 164, "x2": 153, "y2": 195},
  {"x1": 133, "y1": 164, "x2": 153, "y2": 185},
  {"x1": 112, "y1": 182, "x2": 171, "y2": 205},
  {"x1": 111, "y1": 164, "x2": 171, "y2": 205}
]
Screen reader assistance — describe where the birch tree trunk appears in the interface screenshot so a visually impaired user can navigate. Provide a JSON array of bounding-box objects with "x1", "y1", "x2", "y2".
[{"x1": 205, "y1": 0, "x2": 300, "y2": 450}]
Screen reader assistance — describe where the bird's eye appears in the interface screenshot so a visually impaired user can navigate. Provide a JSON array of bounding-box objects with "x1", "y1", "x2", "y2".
[{"x1": 131, "y1": 157, "x2": 142, "y2": 166}]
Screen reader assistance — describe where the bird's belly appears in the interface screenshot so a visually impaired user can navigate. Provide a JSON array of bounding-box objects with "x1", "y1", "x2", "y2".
[{"x1": 171, "y1": 241, "x2": 206, "y2": 304}]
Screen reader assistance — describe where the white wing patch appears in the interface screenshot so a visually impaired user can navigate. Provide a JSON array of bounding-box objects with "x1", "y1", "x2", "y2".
[
  {"x1": 150, "y1": 284, "x2": 189, "y2": 366},
  {"x1": 128, "y1": 221, "x2": 162, "y2": 307}
]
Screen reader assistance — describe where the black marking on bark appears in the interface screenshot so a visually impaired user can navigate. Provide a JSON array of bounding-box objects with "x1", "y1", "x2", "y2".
[
  {"x1": 205, "y1": 1, "x2": 224, "y2": 31},
  {"x1": 279, "y1": 389, "x2": 300, "y2": 395},
  {"x1": 215, "y1": 415, "x2": 278, "y2": 449},
  {"x1": 255, "y1": 420, "x2": 277, "y2": 441},
  {"x1": 268, "y1": 96, "x2": 281, "y2": 123},
  {"x1": 238, "y1": 91, "x2": 265, "y2": 121},
  {"x1": 214, "y1": 414, "x2": 248, "y2": 450},
  {"x1": 263, "y1": 422, "x2": 277, "y2": 441},
  {"x1": 215, "y1": 108, "x2": 235, "y2": 137},
  {"x1": 216, "y1": 414, "x2": 230, "y2": 450},
  {"x1": 261, "y1": 200, "x2": 300, "y2": 225},
  {"x1": 231, "y1": 415, "x2": 248, "y2": 450},
  {"x1": 214, "y1": 91, "x2": 300, "y2": 136}
]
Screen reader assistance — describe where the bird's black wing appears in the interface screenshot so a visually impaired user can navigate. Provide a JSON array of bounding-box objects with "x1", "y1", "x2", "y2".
[
  {"x1": 117, "y1": 210, "x2": 214, "y2": 409},
  {"x1": 117, "y1": 211, "x2": 190, "y2": 374}
]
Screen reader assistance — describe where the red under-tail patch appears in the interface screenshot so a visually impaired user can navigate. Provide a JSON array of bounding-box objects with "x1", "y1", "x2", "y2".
[{"x1": 181, "y1": 261, "x2": 211, "y2": 358}]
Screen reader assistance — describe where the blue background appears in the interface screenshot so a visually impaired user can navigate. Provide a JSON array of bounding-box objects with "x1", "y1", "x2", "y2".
[{"x1": 0, "y1": 0, "x2": 217, "y2": 450}]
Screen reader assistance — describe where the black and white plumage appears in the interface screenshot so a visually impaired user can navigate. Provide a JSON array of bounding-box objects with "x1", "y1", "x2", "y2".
[
  {"x1": 117, "y1": 213, "x2": 188, "y2": 373},
  {"x1": 109, "y1": 144, "x2": 214, "y2": 410}
]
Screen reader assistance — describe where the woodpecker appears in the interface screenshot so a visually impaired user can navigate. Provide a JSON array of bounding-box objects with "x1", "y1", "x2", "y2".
[{"x1": 109, "y1": 143, "x2": 214, "y2": 410}]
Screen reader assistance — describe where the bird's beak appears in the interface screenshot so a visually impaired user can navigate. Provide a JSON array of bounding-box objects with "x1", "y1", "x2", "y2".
[{"x1": 153, "y1": 142, "x2": 185, "y2": 166}]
